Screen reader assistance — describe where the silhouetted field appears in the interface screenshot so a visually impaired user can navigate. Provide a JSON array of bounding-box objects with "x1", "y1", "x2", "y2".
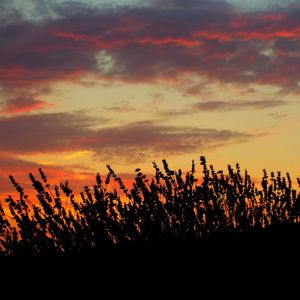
[{"x1": 1, "y1": 156, "x2": 300, "y2": 259}]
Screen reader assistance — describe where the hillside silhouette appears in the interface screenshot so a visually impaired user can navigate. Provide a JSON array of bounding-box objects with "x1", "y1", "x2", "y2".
[{"x1": 0, "y1": 156, "x2": 300, "y2": 259}]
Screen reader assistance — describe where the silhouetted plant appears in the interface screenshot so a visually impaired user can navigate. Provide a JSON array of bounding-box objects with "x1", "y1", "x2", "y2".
[{"x1": 0, "y1": 155, "x2": 300, "y2": 256}]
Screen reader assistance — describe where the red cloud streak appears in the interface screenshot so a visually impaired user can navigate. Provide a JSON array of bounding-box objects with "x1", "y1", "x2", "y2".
[{"x1": 1, "y1": 97, "x2": 53, "y2": 114}]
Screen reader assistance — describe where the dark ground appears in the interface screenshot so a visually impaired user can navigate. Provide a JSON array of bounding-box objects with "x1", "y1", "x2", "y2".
[{"x1": 1, "y1": 224, "x2": 299, "y2": 290}]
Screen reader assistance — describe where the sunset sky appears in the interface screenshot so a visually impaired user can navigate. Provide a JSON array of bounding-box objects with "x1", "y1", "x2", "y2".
[{"x1": 1, "y1": 0, "x2": 300, "y2": 195}]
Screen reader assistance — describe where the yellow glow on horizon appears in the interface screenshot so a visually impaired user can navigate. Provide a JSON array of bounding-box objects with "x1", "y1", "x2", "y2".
[
  {"x1": 63, "y1": 150, "x2": 93, "y2": 160},
  {"x1": 38, "y1": 160, "x2": 55, "y2": 166}
]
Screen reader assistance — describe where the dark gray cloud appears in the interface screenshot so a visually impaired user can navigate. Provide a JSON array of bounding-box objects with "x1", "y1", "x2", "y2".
[
  {"x1": 0, "y1": 112, "x2": 253, "y2": 160},
  {"x1": 192, "y1": 99, "x2": 287, "y2": 111},
  {"x1": 0, "y1": 155, "x2": 39, "y2": 172},
  {"x1": 90, "y1": 121, "x2": 253, "y2": 154},
  {"x1": 158, "y1": 99, "x2": 288, "y2": 117},
  {"x1": 151, "y1": 0, "x2": 232, "y2": 11},
  {"x1": 0, "y1": 112, "x2": 97, "y2": 153},
  {"x1": 105, "y1": 105, "x2": 136, "y2": 113}
]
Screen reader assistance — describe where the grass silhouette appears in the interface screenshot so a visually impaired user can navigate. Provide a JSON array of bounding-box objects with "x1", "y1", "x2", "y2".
[{"x1": 0, "y1": 156, "x2": 300, "y2": 257}]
